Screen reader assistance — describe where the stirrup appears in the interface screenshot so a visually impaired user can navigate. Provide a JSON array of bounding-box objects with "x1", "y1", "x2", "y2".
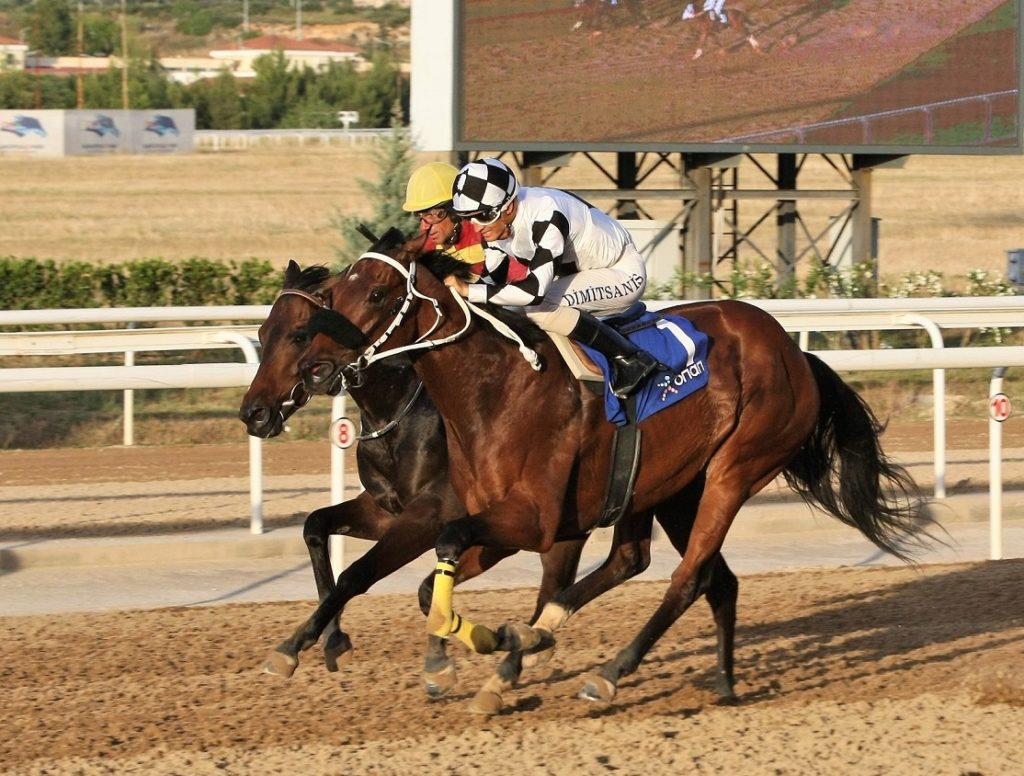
[{"x1": 610, "y1": 352, "x2": 662, "y2": 399}]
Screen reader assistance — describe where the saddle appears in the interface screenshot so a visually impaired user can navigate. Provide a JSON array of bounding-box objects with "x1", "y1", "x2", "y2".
[{"x1": 543, "y1": 305, "x2": 711, "y2": 528}]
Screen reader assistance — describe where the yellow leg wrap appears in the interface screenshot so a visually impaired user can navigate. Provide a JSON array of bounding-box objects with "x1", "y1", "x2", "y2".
[
  {"x1": 425, "y1": 559, "x2": 457, "y2": 637},
  {"x1": 450, "y1": 612, "x2": 498, "y2": 654}
]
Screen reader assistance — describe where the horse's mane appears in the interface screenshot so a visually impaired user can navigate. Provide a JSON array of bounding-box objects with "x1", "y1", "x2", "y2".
[
  {"x1": 284, "y1": 264, "x2": 330, "y2": 292},
  {"x1": 369, "y1": 227, "x2": 407, "y2": 254}
]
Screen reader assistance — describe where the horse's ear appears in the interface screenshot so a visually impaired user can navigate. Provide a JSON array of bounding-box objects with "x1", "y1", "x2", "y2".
[
  {"x1": 404, "y1": 231, "x2": 429, "y2": 259},
  {"x1": 284, "y1": 259, "x2": 301, "y2": 286}
]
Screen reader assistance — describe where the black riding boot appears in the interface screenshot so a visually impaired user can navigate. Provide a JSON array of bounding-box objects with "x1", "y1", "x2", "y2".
[{"x1": 569, "y1": 310, "x2": 664, "y2": 399}]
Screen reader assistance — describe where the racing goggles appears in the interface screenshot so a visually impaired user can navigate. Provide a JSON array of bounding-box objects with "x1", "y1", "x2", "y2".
[
  {"x1": 458, "y1": 203, "x2": 507, "y2": 227},
  {"x1": 415, "y1": 205, "x2": 450, "y2": 225}
]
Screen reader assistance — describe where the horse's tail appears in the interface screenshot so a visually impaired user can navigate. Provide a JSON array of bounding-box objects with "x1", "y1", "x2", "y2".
[{"x1": 782, "y1": 352, "x2": 934, "y2": 562}]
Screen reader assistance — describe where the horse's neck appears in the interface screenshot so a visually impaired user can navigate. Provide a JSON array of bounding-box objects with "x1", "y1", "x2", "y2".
[
  {"x1": 409, "y1": 295, "x2": 555, "y2": 423},
  {"x1": 346, "y1": 362, "x2": 420, "y2": 423}
]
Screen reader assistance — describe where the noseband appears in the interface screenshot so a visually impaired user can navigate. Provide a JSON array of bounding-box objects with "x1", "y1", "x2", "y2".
[{"x1": 274, "y1": 283, "x2": 427, "y2": 439}]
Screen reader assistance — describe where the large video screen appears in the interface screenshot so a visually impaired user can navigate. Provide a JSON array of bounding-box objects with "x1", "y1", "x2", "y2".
[{"x1": 455, "y1": 0, "x2": 1022, "y2": 153}]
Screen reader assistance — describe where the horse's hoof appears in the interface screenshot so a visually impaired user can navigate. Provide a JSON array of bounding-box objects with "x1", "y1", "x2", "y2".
[
  {"x1": 495, "y1": 622, "x2": 540, "y2": 652},
  {"x1": 424, "y1": 662, "x2": 457, "y2": 700},
  {"x1": 469, "y1": 690, "x2": 503, "y2": 716},
  {"x1": 714, "y1": 676, "x2": 737, "y2": 703},
  {"x1": 522, "y1": 645, "x2": 555, "y2": 670},
  {"x1": 261, "y1": 648, "x2": 298, "y2": 678},
  {"x1": 578, "y1": 674, "x2": 617, "y2": 703},
  {"x1": 324, "y1": 631, "x2": 354, "y2": 673}
]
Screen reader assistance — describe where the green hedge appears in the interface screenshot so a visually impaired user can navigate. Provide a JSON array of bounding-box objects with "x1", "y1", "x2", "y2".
[{"x1": 0, "y1": 256, "x2": 282, "y2": 313}]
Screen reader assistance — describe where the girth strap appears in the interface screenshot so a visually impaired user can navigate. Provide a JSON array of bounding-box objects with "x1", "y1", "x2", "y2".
[{"x1": 595, "y1": 392, "x2": 642, "y2": 528}]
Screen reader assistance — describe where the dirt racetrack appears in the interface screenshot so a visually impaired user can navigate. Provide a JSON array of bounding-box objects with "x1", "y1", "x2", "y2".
[
  {"x1": 3, "y1": 561, "x2": 1023, "y2": 775},
  {"x1": 2, "y1": 423, "x2": 1023, "y2": 775}
]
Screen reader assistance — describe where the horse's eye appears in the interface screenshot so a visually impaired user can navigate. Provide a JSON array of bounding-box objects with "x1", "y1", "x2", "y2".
[
  {"x1": 291, "y1": 329, "x2": 311, "y2": 346},
  {"x1": 368, "y1": 289, "x2": 385, "y2": 304}
]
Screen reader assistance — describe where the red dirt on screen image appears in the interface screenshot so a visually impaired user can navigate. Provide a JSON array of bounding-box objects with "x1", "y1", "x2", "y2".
[{"x1": 461, "y1": 0, "x2": 1016, "y2": 146}]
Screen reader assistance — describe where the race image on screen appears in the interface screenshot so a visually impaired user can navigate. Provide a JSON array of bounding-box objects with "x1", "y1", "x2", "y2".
[{"x1": 456, "y1": 0, "x2": 1021, "y2": 152}]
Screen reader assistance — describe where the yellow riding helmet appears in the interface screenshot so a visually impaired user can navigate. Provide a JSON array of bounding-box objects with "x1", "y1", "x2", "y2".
[{"x1": 403, "y1": 162, "x2": 459, "y2": 213}]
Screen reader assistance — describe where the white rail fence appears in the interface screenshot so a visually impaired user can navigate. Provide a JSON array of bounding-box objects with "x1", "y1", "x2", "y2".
[
  {"x1": 195, "y1": 128, "x2": 390, "y2": 150},
  {"x1": 1, "y1": 297, "x2": 1021, "y2": 556}
]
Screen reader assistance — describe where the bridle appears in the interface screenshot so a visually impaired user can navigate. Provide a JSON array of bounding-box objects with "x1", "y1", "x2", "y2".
[
  {"x1": 289, "y1": 251, "x2": 542, "y2": 417},
  {"x1": 273, "y1": 284, "x2": 429, "y2": 441},
  {"x1": 335, "y1": 251, "x2": 542, "y2": 389}
]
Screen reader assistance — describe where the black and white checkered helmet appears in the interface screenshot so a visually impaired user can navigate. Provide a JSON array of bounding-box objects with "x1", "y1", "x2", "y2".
[{"x1": 451, "y1": 158, "x2": 519, "y2": 218}]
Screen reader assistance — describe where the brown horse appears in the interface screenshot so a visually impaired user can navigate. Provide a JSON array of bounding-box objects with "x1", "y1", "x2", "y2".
[
  {"x1": 239, "y1": 261, "x2": 593, "y2": 698},
  {"x1": 685, "y1": 1, "x2": 764, "y2": 59},
  {"x1": 240, "y1": 258, "x2": 742, "y2": 713},
  {"x1": 296, "y1": 235, "x2": 930, "y2": 707}
]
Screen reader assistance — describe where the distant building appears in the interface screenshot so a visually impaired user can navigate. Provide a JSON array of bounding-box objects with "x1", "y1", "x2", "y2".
[
  {"x1": 0, "y1": 35, "x2": 28, "y2": 71},
  {"x1": 208, "y1": 35, "x2": 364, "y2": 79},
  {"x1": 23, "y1": 55, "x2": 112, "y2": 76},
  {"x1": 159, "y1": 57, "x2": 231, "y2": 85}
]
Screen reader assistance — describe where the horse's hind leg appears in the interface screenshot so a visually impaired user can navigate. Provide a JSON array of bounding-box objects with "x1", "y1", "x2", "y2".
[
  {"x1": 704, "y1": 553, "x2": 738, "y2": 701},
  {"x1": 578, "y1": 473, "x2": 751, "y2": 704},
  {"x1": 654, "y1": 482, "x2": 739, "y2": 702}
]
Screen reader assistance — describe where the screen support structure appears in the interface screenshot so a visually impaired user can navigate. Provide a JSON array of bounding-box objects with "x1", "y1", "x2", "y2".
[{"x1": 475, "y1": 151, "x2": 908, "y2": 300}]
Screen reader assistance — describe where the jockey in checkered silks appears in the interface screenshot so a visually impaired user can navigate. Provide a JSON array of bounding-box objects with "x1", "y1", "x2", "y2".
[{"x1": 443, "y1": 157, "x2": 662, "y2": 399}]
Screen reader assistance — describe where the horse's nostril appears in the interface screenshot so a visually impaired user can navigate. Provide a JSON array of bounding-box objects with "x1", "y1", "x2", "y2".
[{"x1": 239, "y1": 405, "x2": 271, "y2": 428}]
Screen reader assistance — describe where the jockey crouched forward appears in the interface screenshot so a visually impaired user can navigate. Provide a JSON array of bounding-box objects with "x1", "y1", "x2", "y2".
[
  {"x1": 443, "y1": 157, "x2": 663, "y2": 399},
  {"x1": 403, "y1": 161, "x2": 528, "y2": 283}
]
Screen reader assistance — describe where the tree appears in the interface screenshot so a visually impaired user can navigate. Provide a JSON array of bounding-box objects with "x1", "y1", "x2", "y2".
[
  {"x1": 331, "y1": 102, "x2": 417, "y2": 265},
  {"x1": 243, "y1": 49, "x2": 291, "y2": 129},
  {"x1": 204, "y1": 70, "x2": 243, "y2": 129},
  {"x1": 83, "y1": 15, "x2": 119, "y2": 56},
  {"x1": 27, "y1": 0, "x2": 74, "y2": 56}
]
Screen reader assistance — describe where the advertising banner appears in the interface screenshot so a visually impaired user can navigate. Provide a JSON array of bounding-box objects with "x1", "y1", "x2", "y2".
[
  {"x1": 130, "y1": 110, "x2": 195, "y2": 154},
  {"x1": 0, "y1": 110, "x2": 66, "y2": 157},
  {"x1": 0, "y1": 109, "x2": 195, "y2": 156},
  {"x1": 65, "y1": 110, "x2": 133, "y2": 155}
]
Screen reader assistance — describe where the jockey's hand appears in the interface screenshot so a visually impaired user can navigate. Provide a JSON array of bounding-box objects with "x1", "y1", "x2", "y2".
[{"x1": 444, "y1": 276, "x2": 469, "y2": 298}]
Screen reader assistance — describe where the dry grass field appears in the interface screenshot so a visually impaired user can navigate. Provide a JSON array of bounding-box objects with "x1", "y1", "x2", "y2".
[{"x1": 2, "y1": 146, "x2": 1024, "y2": 288}]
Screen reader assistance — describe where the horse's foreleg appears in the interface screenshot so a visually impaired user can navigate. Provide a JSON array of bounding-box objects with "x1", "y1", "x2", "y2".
[
  {"x1": 417, "y1": 545, "x2": 518, "y2": 699},
  {"x1": 300, "y1": 493, "x2": 393, "y2": 671},
  {"x1": 468, "y1": 514, "x2": 656, "y2": 716},
  {"x1": 427, "y1": 497, "x2": 556, "y2": 654},
  {"x1": 263, "y1": 505, "x2": 443, "y2": 679},
  {"x1": 469, "y1": 537, "x2": 588, "y2": 716}
]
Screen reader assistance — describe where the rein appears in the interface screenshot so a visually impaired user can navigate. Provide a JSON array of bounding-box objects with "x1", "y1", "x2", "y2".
[
  {"x1": 346, "y1": 251, "x2": 542, "y2": 381},
  {"x1": 356, "y1": 380, "x2": 424, "y2": 441}
]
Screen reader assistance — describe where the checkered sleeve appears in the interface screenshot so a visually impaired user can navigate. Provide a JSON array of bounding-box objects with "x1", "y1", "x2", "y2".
[{"x1": 470, "y1": 211, "x2": 569, "y2": 306}]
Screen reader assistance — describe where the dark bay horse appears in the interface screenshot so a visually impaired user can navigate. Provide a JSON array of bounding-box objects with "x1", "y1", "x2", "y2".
[
  {"x1": 297, "y1": 237, "x2": 930, "y2": 706},
  {"x1": 243, "y1": 256, "x2": 743, "y2": 714},
  {"x1": 239, "y1": 261, "x2": 591, "y2": 699}
]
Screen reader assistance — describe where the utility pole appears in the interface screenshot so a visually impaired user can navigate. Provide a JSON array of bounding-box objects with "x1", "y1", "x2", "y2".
[
  {"x1": 242, "y1": 0, "x2": 249, "y2": 34},
  {"x1": 120, "y1": 0, "x2": 128, "y2": 109},
  {"x1": 76, "y1": 1, "x2": 84, "y2": 109}
]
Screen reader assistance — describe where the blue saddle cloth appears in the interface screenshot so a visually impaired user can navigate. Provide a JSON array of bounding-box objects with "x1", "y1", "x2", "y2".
[{"x1": 579, "y1": 304, "x2": 710, "y2": 427}]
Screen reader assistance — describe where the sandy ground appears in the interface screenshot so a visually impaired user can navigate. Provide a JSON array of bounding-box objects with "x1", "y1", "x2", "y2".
[
  {"x1": 3, "y1": 563, "x2": 1022, "y2": 775},
  {"x1": 2, "y1": 423, "x2": 1023, "y2": 774}
]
